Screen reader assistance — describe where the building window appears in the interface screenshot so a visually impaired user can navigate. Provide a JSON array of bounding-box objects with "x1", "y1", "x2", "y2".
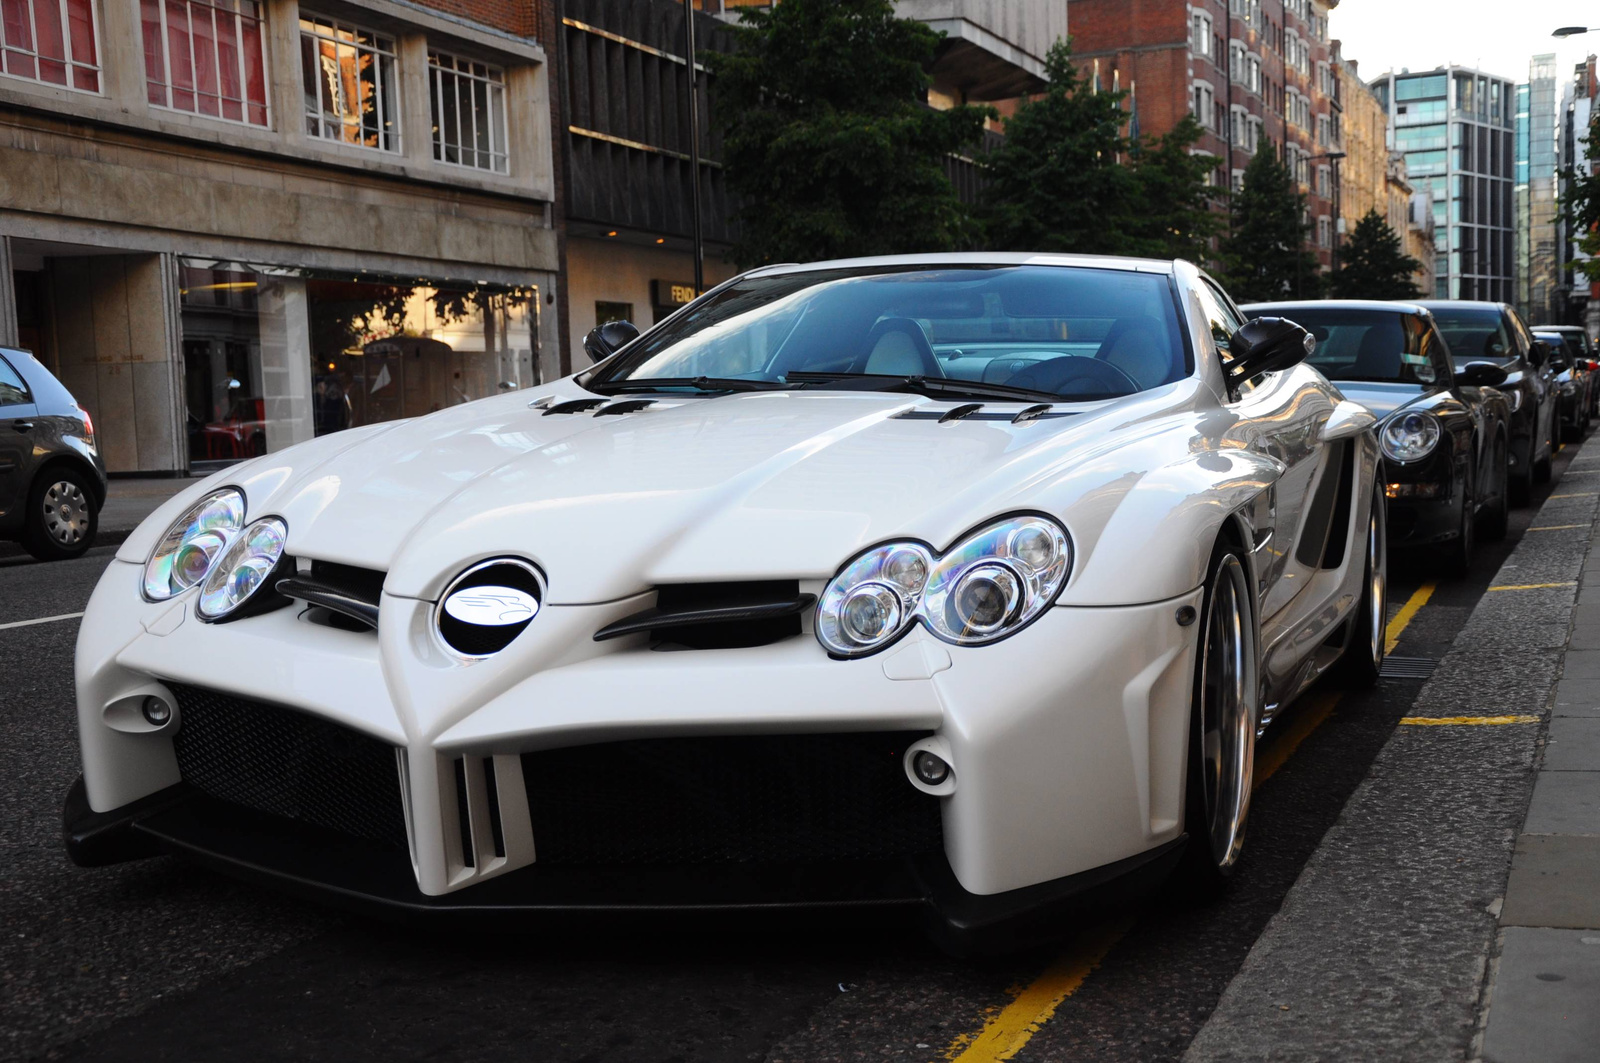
[
  {"x1": 141, "y1": 0, "x2": 268, "y2": 125},
  {"x1": 595, "y1": 301, "x2": 633, "y2": 327},
  {"x1": 1317, "y1": 216, "x2": 1331, "y2": 248},
  {"x1": 1231, "y1": 168, "x2": 1245, "y2": 192},
  {"x1": 300, "y1": 15, "x2": 399, "y2": 151},
  {"x1": 1246, "y1": 114, "x2": 1262, "y2": 155},
  {"x1": 1316, "y1": 164, "x2": 1330, "y2": 198},
  {"x1": 1192, "y1": 80, "x2": 1215, "y2": 129},
  {"x1": 429, "y1": 49, "x2": 508, "y2": 173},
  {"x1": 0, "y1": 0, "x2": 99, "y2": 91},
  {"x1": 1190, "y1": 12, "x2": 1212, "y2": 59},
  {"x1": 1316, "y1": 114, "x2": 1331, "y2": 147},
  {"x1": 1246, "y1": 54, "x2": 1262, "y2": 95},
  {"x1": 1229, "y1": 41, "x2": 1245, "y2": 85}
]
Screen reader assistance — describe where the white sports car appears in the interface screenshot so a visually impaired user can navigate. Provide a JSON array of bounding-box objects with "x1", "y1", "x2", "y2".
[{"x1": 67, "y1": 254, "x2": 1385, "y2": 951}]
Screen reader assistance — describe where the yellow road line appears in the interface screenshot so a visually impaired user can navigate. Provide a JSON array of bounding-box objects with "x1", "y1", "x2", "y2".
[
  {"x1": 1528, "y1": 524, "x2": 1588, "y2": 531},
  {"x1": 1398, "y1": 715, "x2": 1540, "y2": 726},
  {"x1": 1549, "y1": 493, "x2": 1598, "y2": 498},
  {"x1": 1385, "y1": 582, "x2": 1436, "y2": 654},
  {"x1": 943, "y1": 921, "x2": 1129, "y2": 1062},
  {"x1": 1489, "y1": 582, "x2": 1578, "y2": 591},
  {"x1": 942, "y1": 578, "x2": 1439, "y2": 1062}
]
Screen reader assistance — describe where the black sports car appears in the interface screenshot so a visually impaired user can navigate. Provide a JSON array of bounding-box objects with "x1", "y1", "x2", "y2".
[
  {"x1": 1420, "y1": 301, "x2": 1558, "y2": 507},
  {"x1": 1245, "y1": 301, "x2": 1511, "y2": 571}
]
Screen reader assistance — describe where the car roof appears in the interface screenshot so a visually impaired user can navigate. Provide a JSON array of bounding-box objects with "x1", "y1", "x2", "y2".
[
  {"x1": 739, "y1": 252, "x2": 1181, "y2": 279},
  {"x1": 1417, "y1": 300, "x2": 1509, "y2": 312},
  {"x1": 1240, "y1": 299, "x2": 1431, "y2": 315}
]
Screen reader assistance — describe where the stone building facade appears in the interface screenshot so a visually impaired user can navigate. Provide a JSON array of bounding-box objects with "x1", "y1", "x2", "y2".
[
  {"x1": 0, "y1": 0, "x2": 561, "y2": 474},
  {"x1": 1339, "y1": 56, "x2": 1432, "y2": 294},
  {"x1": 1067, "y1": 0, "x2": 1344, "y2": 273}
]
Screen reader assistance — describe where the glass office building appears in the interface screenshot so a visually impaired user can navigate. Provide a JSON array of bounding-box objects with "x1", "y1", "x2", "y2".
[
  {"x1": 1516, "y1": 55, "x2": 1561, "y2": 324},
  {"x1": 1371, "y1": 66, "x2": 1516, "y2": 302}
]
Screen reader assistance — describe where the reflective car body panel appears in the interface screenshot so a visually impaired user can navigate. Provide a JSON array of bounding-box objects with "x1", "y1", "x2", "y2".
[
  {"x1": 71, "y1": 253, "x2": 1381, "y2": 923},
  {"x1": 0, "y1": 346, "x2": 106, "y2": 538}
]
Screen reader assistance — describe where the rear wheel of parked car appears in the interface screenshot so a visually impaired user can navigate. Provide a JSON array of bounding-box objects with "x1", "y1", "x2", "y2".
[
  {"x1": 1443, "y1": 456, "x2": 1476, "y2": 575},
  {"x1": 1175, "y1": 538, "x2": 1259, "y2": 898},
  {"x1": 21, "y1": 467, "x2": 98, "y2": 562},
  {"x1": 1478, "y1": 435, "x2": 1510, "y2": 541},
  {"x1": 1331, "y1": 486, "x2": 1386, "y2": 689}
]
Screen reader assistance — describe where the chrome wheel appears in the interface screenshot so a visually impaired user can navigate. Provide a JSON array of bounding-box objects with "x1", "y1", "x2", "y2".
[
  {"x1": 41, "y1": 480, "x2": 92, "y2": 547},
  {"x1": 1199, "y1": 554, "x2": 1257, "y2": 872},
  {"x1": 1366, "y1": 505, "x2": 1386, "y2": 667}
]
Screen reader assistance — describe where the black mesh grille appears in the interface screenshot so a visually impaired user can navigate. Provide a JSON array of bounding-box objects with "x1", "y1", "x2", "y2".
[
  {"x1": 522, "y1": 732, "x2": 942, "y2": 865},
  {"x1": 169, "y1": 684, "x2": 408, "y2": 851}
]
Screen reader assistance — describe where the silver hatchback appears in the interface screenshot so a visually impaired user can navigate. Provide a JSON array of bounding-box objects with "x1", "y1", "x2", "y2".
[{"x1": 0, "y1": 347, "x2": 107, "y2": 560}]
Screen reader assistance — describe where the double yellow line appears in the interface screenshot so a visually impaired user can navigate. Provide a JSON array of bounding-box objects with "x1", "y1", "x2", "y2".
[{"x1": 941, "y1": 582, "x2": 1437, "y2": 1062}]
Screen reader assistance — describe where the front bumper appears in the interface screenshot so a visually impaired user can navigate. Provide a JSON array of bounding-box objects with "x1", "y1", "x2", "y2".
[
  {"x1": 1381, "y1": 455, "x2": 1460, "y2": 547},
  {"x1": 72, "y1": 558, "x2": 1203, "y2": 937}
]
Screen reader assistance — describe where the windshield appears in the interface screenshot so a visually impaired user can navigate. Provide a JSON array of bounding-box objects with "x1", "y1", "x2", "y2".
[
  {"x1": 587, "y1": 266, "x2": 1191, "y2": 401},
  {"x1": 1428, "y1": 306, "x2": 1514, "y2": 364},
  {"x1": 1256, "y1": 308, "x2": 1442, "y2": 385}
]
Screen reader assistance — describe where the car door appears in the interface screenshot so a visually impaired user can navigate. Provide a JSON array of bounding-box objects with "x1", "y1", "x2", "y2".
[
  {"x1": 1192, "y1": 276, "x2": 1330, "y2": 622},
  {"x1": 0, "y1": 352, "x2": 40, "y2": 529},
  {"x1": 1506, "y1": 309, "x2": 1554, "y2": 454}
]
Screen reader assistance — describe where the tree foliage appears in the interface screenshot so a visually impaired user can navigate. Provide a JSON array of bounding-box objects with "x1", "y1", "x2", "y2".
[
  {"x1": 981, "y1": 43, "x2": 1220, "y2": 260},
  {"x1": 1217, "y1": 146, "x2": 1324, "y2": 302},
  {"x1": 1328, "y1": 208, "x2": 1423, "y2": 299},
  {"x1": 1566, "y1": 112, "x2": 1600, "y2": 285},
  {"x1": 708, "y1": 0, "x2": 991, "y2": 267}
]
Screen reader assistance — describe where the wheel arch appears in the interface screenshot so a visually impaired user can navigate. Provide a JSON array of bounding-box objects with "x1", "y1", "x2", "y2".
[{"x1": 31, "y1": 454, "x2": 108, "y2": 507}]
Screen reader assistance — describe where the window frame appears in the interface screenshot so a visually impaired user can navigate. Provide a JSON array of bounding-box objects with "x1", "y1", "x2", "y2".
[
  {"x1": 0, "y1": 352, "x2": 34, "y2": 408},
  {"x1": 428, "y1": 47, "x2": 509, "y2": 174},
  {"x1": 298, "y1": 12, "x2": 401, "y2": 153},
  {"x1": 0, "y1": 0, "x2": 103, "y2": 94},
  {"x1": 142, "y1": 0, "x2": 271, "y2": 127}
]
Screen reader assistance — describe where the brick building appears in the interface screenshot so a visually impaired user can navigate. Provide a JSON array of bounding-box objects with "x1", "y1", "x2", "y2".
[
  {"x1": 1067, "y1": 0, "x2": 1344, "y2": 273},
  {"x1": 0, "y1": 0, "x2": 561, "y2": 474}
]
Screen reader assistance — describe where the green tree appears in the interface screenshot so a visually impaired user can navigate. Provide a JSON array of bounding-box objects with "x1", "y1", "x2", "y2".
[
  {"x1": 1217, "y1": 146, "x2": 1324, "y2": 302},
  {"x1": 708, "y1": 0, "x2": 991, "y2": 266},
  {"x1": 1564, "y1": 113, "x2": 1600, "y2": 285},
  {"x1": 1328, "y1": 208, "x2": 1423, "y2": 298},
  {"x1": 1124, "y1": 114, "x2": 1224, "y2": 261}
]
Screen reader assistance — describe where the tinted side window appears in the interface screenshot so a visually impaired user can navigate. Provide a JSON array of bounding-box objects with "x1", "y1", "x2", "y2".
[
  {"x1": 1505, "y1": 309, "x2": 1533, "y2": 358},
  {"x1": 1190, "y1": 278, "x2": 1240, "y2": 354},
  {"x1": 1426, "y1": 326, "x2": 1455, "y2": 384},
  {"x1": 0, "y1": 355, "x2": 32, "y2": 407}
]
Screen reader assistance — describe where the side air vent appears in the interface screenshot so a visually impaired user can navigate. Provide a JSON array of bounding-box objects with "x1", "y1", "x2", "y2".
[
  {"x1": 276, "y1": 560, "x2": 386, "y2": 631},
  {"x1": 435, "y1": 559, "x2": 545, "y2": 659},
  {"x1": 595, "y1": 580, "x2": 812, "y2": 649},
  {"x1": 443, "y1": 753, "x2": 535, "y2": 881}
]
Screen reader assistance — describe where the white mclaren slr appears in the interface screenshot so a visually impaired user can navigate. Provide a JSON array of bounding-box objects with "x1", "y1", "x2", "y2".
[{"x1": 67, "y1": 254, "x2": 1385, "y2": 951}]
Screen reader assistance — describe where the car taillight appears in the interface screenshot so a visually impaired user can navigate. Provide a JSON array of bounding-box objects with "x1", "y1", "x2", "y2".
[{"x1": 79, "y1": 407, "x2": 95, "y2": 447}]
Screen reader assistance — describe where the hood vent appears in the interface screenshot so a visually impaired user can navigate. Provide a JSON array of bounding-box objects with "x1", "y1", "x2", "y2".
[
  {"x1": 595, "y1": 580, "x2": 813, "y2": 649},
  {"x1": 542, "y1": 398, "x2": 606, "y2": 416},
  {"x1": 594, "y1": 399, "x2": 656, "y2": 416},
  {"x1": 895, "y1": 405, "x2": 1076, "y2": 423}
]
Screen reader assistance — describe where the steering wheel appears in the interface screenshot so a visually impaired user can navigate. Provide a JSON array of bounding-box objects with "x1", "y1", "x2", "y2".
[{"x1": 1007, "y1": 356, "x2": 1141, "y2": 397}]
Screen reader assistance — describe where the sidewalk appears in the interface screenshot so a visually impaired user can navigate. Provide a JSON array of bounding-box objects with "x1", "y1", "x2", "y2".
[{"x1": 1184, "y1": 439, "x2": 1600, "y2": 1062}]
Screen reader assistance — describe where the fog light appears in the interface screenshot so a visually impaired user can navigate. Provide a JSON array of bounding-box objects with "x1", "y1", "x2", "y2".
[
  {"x1": 1385, "y1": 483, "x2": 1442, "y2": 499},
  {"x1": 912, "y1": 750, "x2": 951, "y2": 786},
  {"x1": 141, "y1": 696, "x2": 172, "y2": 727}
]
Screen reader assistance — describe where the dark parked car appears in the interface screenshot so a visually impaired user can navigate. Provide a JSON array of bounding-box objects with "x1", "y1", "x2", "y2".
[
  {"x1": 1535, "y1": 330, "x2": 1594, "y2": 443},
  {"x1": 0, "y1": 347, "x2": 107, "y2": 560},
  {"x1": 1540, "y1": 325, "x2": 1600, "y2": 414},
  {"x1": 1245, "y1": 301, "x2": 1511, "y2": 572},
  {"x1": 1420, "y1": 301, "x2": 1559, "y2": 507}
]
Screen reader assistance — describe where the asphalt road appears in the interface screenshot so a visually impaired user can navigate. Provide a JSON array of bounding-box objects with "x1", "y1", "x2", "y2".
[{"x1": 0, "y1": 443, "x2": 1578, "y2": 1063}]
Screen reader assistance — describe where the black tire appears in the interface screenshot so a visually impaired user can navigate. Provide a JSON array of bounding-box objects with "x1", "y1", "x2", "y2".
[
  {"x1": 1508, "y1": 436, "x2": 1534, "y2": 507},
  {"x1": 20, "y1": 465, "x2": 99, "y2": 562},
  {"x1": 1443, "y1": 456, "x2": 1476, "y2": 575},
  {"x1": 1478, "y1": 435, "x2": 1510, "y2": 541},
  {"x1": 1331, "y1": 485, "x2": 1386, "y2": 689},
  {"x1": 1174, "y1": 535, "x2": 1259, "y2": 900}
]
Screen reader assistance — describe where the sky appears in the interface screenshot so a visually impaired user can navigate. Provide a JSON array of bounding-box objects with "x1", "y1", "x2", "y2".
[{"x1": 1329, "y1": 0, "x2": 1598, "y2": 87}]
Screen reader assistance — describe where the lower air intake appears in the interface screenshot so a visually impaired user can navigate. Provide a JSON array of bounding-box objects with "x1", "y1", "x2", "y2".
[
  {"x1": 168, "y1": 683, "x2": 408, "y2": 851},
  {"x1": 521, "y1": 732, "x2": 943, "y2": 865}
]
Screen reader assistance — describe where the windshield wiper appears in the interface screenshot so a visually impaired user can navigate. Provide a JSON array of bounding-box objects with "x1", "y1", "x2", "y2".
[
  {"x1": 588, "y1": 376, "x2": 790, "y2": 395},
  {"x1": 784, "y1": 371, "x2": 1076, "y2": 403}
]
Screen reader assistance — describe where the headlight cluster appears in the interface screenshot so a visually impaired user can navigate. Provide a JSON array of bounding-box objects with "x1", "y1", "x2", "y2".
[
  {"x1": 817, "y1": 515, "x2": 1071, "y2": 657},
  {"x1": 1380, "y1": 411, "x2": 1442, "y2": 463},
  {"x1": 142, "y1": 488, "x2": 288, "y2": 621}
]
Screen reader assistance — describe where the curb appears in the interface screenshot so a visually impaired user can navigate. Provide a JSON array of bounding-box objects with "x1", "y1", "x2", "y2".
[{"x1": 1183, "y1": 441, "x2": 1598, "y2": 1062}]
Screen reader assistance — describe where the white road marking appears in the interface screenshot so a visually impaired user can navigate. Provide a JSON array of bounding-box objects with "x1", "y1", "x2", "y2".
[{"x1": 0, "y1": 611, "x2": 85, "y2": 631}]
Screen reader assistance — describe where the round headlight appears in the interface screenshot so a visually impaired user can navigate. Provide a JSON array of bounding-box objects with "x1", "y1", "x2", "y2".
[
  {"x1": 1380, "y1": 411, "x2": 1442, "y2": 463},
  {"x1": 948, "y1": 563, "x2": 1023, "y2": 636},
  {"x1": 143, "y1": 489, "x2": 246, "y2": 600},
  {"x1": 197, "y1": 517, "x2": 288, "y2": 621}
]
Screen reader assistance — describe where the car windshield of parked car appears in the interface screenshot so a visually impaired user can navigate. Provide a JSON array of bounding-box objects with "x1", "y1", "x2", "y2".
[
  {"x1": 586, "y1": 266, "x2": 1191, "y2": 401},
  {"x1": 1429, "y1": 307, "x2": 1514, "y2": 365},
  {"x1": 1258, "y1": 308, "x2": 1440, "y2": 386}
]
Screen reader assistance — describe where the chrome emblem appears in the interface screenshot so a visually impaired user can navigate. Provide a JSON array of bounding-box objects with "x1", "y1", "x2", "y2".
[{"x1": 442, "y1": 586, "x2": 540, "y2": 626}]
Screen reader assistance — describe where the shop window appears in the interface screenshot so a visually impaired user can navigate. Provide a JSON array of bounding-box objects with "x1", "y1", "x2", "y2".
[
  {"x1": 299, "y1": 15, "x2": 399, "y2": 151},
  {"x1": 595, "y1": 301, "x2": 634, "y2": 326},
  {"x1": 429, "y1": 49, "x2": 508, "y2": 173},
  {"x1": 1, "y1": 0, "x2": 99, "y2": 91},
  {"x1": 141, "y1": 0, "x2": 269, "y2": 125}
]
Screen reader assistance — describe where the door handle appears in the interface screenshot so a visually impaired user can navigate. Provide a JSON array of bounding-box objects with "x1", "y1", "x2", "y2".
[{"x1": 12, "y1": 420, "x2": 34, "y2": 432}]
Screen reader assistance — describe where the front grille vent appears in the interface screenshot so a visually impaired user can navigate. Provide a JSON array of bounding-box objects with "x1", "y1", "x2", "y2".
[
  {"x1": 168, "y1": 684, "x2": 407, "y2": 850},
  {"x1": 521, "y1": 732, "x2": 942, "y2": 865},
  {"x1": 595, "y1": 580, "x2": 810, "y2": 649}
]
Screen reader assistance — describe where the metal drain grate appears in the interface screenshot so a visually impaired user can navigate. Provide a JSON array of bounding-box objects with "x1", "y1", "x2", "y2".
[{"x1": 1380, "y1": 656, "x2": 1438, "y2": 680}]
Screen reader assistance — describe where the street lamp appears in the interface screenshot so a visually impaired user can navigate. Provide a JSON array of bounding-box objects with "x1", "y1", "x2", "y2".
[{"x1": 1553, "y1": 27, "x2": 1597, "y2": 37}]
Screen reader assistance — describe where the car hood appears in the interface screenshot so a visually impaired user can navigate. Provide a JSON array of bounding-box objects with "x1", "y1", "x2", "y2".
[
  {"x1": 118, "y1": 378, "x2": 1264, "y2": 606},
  {"x1": 1329, "y1": 381, "x2": 1427, "y2": 421}
]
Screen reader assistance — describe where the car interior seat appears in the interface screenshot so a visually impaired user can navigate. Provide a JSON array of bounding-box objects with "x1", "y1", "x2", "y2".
[
  {"x1": 857, "y1": 318, "x2": 944, "y2": 378},
  {"x1": 1352, "y1": 326, "x2": 1403, "y2": 379}
]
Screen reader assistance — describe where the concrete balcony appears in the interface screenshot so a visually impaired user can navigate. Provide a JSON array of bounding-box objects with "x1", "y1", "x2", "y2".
[{"x1": 892, "y1": 0, "x2": 1062, "y2": 100}]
